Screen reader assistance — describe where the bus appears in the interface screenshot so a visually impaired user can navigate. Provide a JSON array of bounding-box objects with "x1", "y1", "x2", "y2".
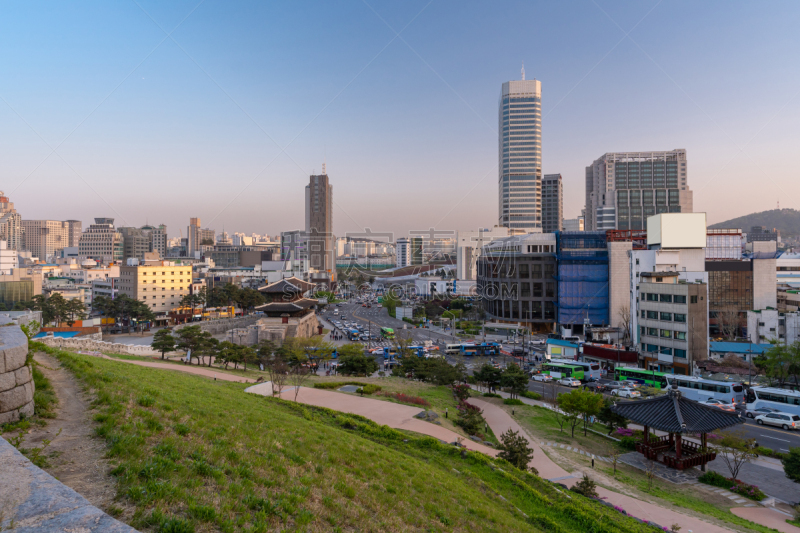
[
  {"x1": 615, "y1": 367, "x2": 669, "y2": 389},
  {"x1": 541, "y1": 363, "x2": 585, "y2": 380},
  {"x1": 347, "y1": 329, "x2": 360, "y2": 341},
  {"x1": 551, "y1": 359, "x2": 602, "y2": 382},
  {"x1": 446, "y1": 344, "x2": 463, "y2": 355},
  {"x1": 476, "y1": 342, "x2": 501, "y2": 356},
  {"x1": 460, "y1": 344, "x2": 478, "y2": 356},
  {"x1": 382, "y1": 347, "x2": 397, "y2": 360},
  {"x1": 306, "y1": 347, "x2": 338, "y2": 360},
  {"x1": 407, "y1": 346, "x2": 426, "y2": 358},
  {"x1": 746, "y1": 387, "x2": 800, "y2": 416},
  {"x1": 665, "y1": 376, "x2": 745, "y2": 404},
  {"x1": 381, "y1": 327, "x2": 395, "y2": 339}
]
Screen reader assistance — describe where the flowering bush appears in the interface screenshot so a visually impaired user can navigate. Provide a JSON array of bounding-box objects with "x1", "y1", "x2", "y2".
[
  {"x1": 699, "y1": 471, "x2": 765, "y2": 500},
  {"x1": 455, "y1": 401, "x2": 485, "y2": 435},
  {"x1": 378, "y1": 391, "x2": 430, "y2": 407},
  {"x1": 451, "y1": 383, "x2": 471, "y2": 402},
  {"x1": 615, "y1": 428, "x2": 635, "y2": 437}
]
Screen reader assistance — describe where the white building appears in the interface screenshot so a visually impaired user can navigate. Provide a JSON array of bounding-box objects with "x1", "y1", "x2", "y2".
[
  {"x1": 455, "y1": 226, "x2": 510, "y2": 280},
  {"x1": 0, "y1": 241, "x2": 19, "y2": 275},
  {"x1": 562, "y1": 217, "x2": 584, "y2": 232},
  {"x1": 747, "y1": 309, "x2": 800, "y2": 345},
  {"x1": 78, "y1": 218, "x2": 123, "y2": 263},
  {"x1": 22, "y1": 220, "x2": 81, "y2": 262},
  {"x1": 396, "y1": 238, "x2": 411, "y2": 268},
  {"x1": 776, "y1": 252, "x2": 800, "y2": 288}
]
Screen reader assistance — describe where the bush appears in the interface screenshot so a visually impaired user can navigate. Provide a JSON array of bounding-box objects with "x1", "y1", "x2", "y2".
[
  {"x1": 497, "y1": 428, "x2": 535, "y2": 472},
  {"x1": 571, "y1": 474, "x2": 598, "y2": 498},
  {"x1": 482, "y1": 392, "x2": 502, "y2": 398},
  {"x1": 455, "y1": 401, "x2": 485, "y2": 435},
  {"x1": 503, "y1": 398, "x2": 524, "y2": 406},
  {"x1": 377, "y1": 391, "x2": 430, "y2": 407},
  {"x1": 782, "y1": 447, "x2": 800, "y2": 483},
  {"x1": 357, "y1": 384, "x2": 382, "y2": 395},
  {"x1": 698, "y1": 470, "x2": 728, "y2": 487},
  {"x1": 452, "y1": 383, "x2": 471, "y2": 402},
  {"x1": 699, "y1": 471, "x2": 766, "y2": 500},
  {"x1": 619, "y1": 436, "x2": 637, "y2": 450},
  {"x1": 520, "y1": 391, "x2": 541, "y2": 400}
]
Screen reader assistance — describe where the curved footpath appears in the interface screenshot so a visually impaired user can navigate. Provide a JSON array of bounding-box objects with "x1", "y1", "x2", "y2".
[{"x1": 62, "y1": 353, "x2": 800, "y2": 533}]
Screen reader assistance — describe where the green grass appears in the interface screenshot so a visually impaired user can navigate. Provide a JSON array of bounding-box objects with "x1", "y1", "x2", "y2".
[{"x1": 38, "y1": 342, "x2": 661, "y2": 533}]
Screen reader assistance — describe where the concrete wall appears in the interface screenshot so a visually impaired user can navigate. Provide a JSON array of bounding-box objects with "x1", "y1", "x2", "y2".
[
  {"x1": 173, "y1": 315, "x2": 262, "y2": 335},
  {"x1": 753, "y1": 241, "x2": 778, "y2": 310},
  {"x1": 0, "y1": 325, "x2": 34, "y2": 424},
  {"x1": 37, "y1": 337, "x2": 160, "y2": 357},
  {"x1": 607, "y1": 242, "x2": 633, "y2": 333}
]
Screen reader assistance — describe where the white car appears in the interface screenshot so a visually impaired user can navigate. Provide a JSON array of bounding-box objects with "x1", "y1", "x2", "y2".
[
  {"x1": 702, "y1": 399, "x2": 736, "y2": 412},
  {"x1": 531, "y1": 373, "x2": 553, "y2": 382},
  {"x1": 557, "y1": 378, "x2": 581, "y2": 387},
  {"x1": 755, "y1": 412, "x2": 799, "y2": 431},
  {"x1": 612, "y1": 388, "x2": 641, "y2": 399}
]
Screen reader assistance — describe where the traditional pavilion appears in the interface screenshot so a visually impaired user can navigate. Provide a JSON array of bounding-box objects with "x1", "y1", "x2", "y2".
[
  {"x1": 257, "y1": 277, "x2": 316, "y2": 303},
  {"x1": 611, "y1": 382, "x2": 744, "y2": 471},
  {"x1": 253, "y1": 298, "x2": 319, "y2": 319}
]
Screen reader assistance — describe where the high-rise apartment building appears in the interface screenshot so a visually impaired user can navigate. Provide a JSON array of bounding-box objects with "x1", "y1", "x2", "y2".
[
  {"x1": 396, "y1": 238, "x2": 410, "y2": 268},
  {"x1": 66, "y1": 220, "x2": 82, "y2": 247},
  {"x1": 585, "y1": 149, "x2": 692, "y2": 231},
  {"x1": 0, "y1": 192, "x2": 23, "y2": 251},
  {"x1": 542, "y1": 174, "x2": 563, "y2": 233},
  {"x1": 305, "y1": 169, "x2": 335, "y2": 283},
  {"x1": 499, "y1": 72, "x2": 542, "y2": 233},
  {"x1": 78, "y1": 218, "x2": 123, "y2": 263},
  {"x1": 22, "y1": 220, "x2": 74, "y2": 261},
  {"x1": 281, "y1": 230, "x2": 308, "y2": 261},
  {"x1": 119, "y1": 224, "x2": 168, "y2": 262},
  {"x1": 187, "y1": 218, "x2": 215, "y2": 256}
]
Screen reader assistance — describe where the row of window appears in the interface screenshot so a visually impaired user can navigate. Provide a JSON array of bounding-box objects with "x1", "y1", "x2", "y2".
[
  {"x1": 640, "y1": 326, "x2": 687, "y2": 340},
  {"x1": 641, "y1": 344, "x2": 687, "y2": 358},
  {"x1": 642, "y1": 293, "x2": 688, "y2": 303},
  {"x1": 641, "y1": 310, "x2": 687, "y2": 322}
]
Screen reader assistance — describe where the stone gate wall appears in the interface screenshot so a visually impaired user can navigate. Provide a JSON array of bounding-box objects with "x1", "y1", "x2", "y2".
[{"x1": 0, "y1": 325, "x2": 34, "y2": 425}]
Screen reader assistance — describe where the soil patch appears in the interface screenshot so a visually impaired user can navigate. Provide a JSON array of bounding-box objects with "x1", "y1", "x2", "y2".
[{"x1": 16, "y1": 352, "x2": 122, "y2": 512}]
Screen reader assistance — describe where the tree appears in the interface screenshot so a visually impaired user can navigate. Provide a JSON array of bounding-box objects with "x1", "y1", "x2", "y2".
[
  {"x1": 455, "y1": 401, "x2": 484, "y2": 435},
  {"x1": 474, "y1": 363, "x2": 502, "y2": 392},
  {"x1": 263, "y1": 347, "x2": 289, "y2": 397},
  {"x1": 712, "y1": 432, "x2": 757, "y2": 480},
  {"x1": 618, "y1": 303, "x2": 632, "y2": 342},
  {"x1": 497, "y1": 428, "x2": 535, "y2": 473},
  {"x1": 781, "y1": 447, "x2": 800, "y2": 483},
  {"x1": 46, "y1": 293, "x2": 68, "y2": 325},
  {"x1": 716, "y1": 305, "x2": 741, "y2": 340},
  {"x1": 578, "y1": 391, "x2": 605, "y2": 436},
  {"x1": 558, "y1": 390, "x2": 584, "y2": 438},
  {"x1": 597, "y1": 397, "x2": 628, "y2": 435},
  {"x1": 337, "y1": 343, "x2": 377, "y2": 376},
  {"x1": 151, "y1": 328, "x2": 176, "y2": 360},
  {"x1": 544, "y1": 380, "x2": 567, "y2": 433},
  {"x1": 176, "y1": 325, "x2": 212, "y2": 365},
  {"x1": 500, "y1": 363, "x2": 528, "y2": 399},
  {"x1": 64, "y1": 298, "x2": 86, "y2": 327},
  {"x1": 571, "y1": 474, "x2": 598, "y2": 498},
  {"x1": 257, "y1": 339, "x2": 278, "y2": 370}
]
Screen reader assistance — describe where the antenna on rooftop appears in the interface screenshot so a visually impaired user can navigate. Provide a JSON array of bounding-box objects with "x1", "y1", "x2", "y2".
[
  {"x1": 322, "y1": 162, "x2": 326, "y2": 174},
  {"x1": 521, "y1": 61, "x2": 525, "y2": 80}
]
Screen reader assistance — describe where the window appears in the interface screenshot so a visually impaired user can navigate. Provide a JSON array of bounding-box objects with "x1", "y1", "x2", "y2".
[
  {"x1": 659, "y1": 346, "x2": 672, "y2": 355},
  {"x1": 690, "y1": 295, "x2": 698, "y2": 304},
  {"x1": 647, "y1": 311, "x2": 658, "y2": 319},
  {"x1": 674, "y1": 331, "x2": 686, "y2": 340},
  {"x1": 660, "y1": 312, "x2": 672, "y2": 321},
  {"x1": 674, "y1": 349, "x2": 687, "y2": 358},
  {"x1": 646, "y1": 344, "x2": 658, "y2": 353},
  {"x1": 659, "y1": 294, "x2": 672, "y2": 303},
  {"x1": 674, "y1": 295, "x2": 687, "y2": 304},
  {"x1": 647, "y1": 327, "x2": 658, "y2": 336},
  {"x1": 641, "y1": 310, "x2": 646, "y2": 318},
  {"x1": 660, "y1": 329, "x2": 671, "y2": 338},
  {"x1": 674, "y1": 314, "x2": 686, "y2": 323},
  {"x1": 646, "y1": 293, "x2": 657, "y2": 301}
]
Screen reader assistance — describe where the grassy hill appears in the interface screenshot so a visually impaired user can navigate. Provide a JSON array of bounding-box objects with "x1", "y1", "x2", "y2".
[
  {"x1": 36, "y1": 344, "x2": 663, "y2": 533},
  {"x1": 709, "y1": 208, "x2": 800, "y2": 237}
]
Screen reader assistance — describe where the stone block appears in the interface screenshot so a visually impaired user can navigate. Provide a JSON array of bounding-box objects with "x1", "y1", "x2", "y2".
[
  {"x1": 18, "y1": 399, "x2": 34, "y2": 419},
  {"x1": 14, "y1": 365, "x2": 31, "y2": 387},
  {"x1": 0, "y1": 407, "x2": 19, "y2": 424},
  {"x1": 0, "y1": 383, "x2": 33, "y2": 413},
  {"x1": 2, "y1": 343, "x2": 28, "y2": 373},
  {"x1": 0, "y1": 372, "x2": 16, "y2": 393}
]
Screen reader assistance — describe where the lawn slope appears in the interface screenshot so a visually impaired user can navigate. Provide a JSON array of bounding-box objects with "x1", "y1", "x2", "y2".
[{"x1": 45, "y1": 345, "x2": 660, "y2": 533}]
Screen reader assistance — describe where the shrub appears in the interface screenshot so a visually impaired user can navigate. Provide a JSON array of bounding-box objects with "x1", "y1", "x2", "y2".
[
  {"x1": 520, "y1": 391, "x2": 541, "y2": 400},
  {"x1": 377, "y1": 391, "x2": 430, "y2": 407},
  {"x1": 482, "y1": 392, "x2": 502, "y2": 398},
  {"x1": 503, "y1": 398, "x2": 524, "y2": 406},
  {"x1": 497, "y1": 428, "x2": 535, "y2": 472},
  {"x1": 455, "y1": 401, "x2": 485, "y2": 435},
  {"x1": 699, "y1": 471, "x2": 765, "y2": 500},
  {"x1": 615, "y1": 428, "x2": 635, "y2": 437},
  {"x1": 452, "y1": 383, "x2": 471, "y2": 402},
  {"x1": 357, "y1": 384, "x2": 382, "y2": 395},
  {"x1": 781, "y1": 448, "x2": 800, "y2": 483},
  {"x1": 571, "y1": 474, "x2": 598, "y2": 498},
  {"x1": 619, "y1": 436, "x2": 637, "y2": 450},
  {"x1": 698, "y1": 470, "x2": 728, "y2": 488}
]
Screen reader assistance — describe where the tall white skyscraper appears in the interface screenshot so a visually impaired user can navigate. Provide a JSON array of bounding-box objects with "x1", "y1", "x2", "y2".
[{"x1": 499, "y1": 70, "x2": 542, "y2": 233}]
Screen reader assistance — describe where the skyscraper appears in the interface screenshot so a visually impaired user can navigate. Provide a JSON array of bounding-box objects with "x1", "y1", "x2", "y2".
[
  {"x1": 542, "y1": 174, "x2": 563, "y2": 233},
  {"x1": 585, "y1": 149, "x2": 693, "y2": 231},
  {"x1": 305, "y1": 167, "x2": 335, "y2": 284},
  {"x1": 0, "y1": 192, "x2": 23, "y2": 251},
  {"x1": 499, "y1": 69, "x2": 542, "y2": 234}
]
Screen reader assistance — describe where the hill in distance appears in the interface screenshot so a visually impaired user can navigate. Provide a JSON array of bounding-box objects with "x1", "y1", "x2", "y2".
[{"x1": 709, "y1": 208, "x2": 800, "y2": 237}]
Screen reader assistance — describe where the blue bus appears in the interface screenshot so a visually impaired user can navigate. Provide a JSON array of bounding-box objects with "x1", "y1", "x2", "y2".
[
  {"x1": 460, "y1": 344, "x2": 478, "y2": 356},
  {"x1": 347, "y1": 329, "x2": 360, "y2": 341},
  {"x1": 476, "y1": 342, "x2": 501, "y2": 356},
  {"x1": 407, "y1": 346, "x2": 426, "y2": 358},
  {"x1": 306, "y1": 347, "x2": 338, "y2": 359},
  {"x1": 383, "y1": 347, "x2": 397, "y2": 360}
]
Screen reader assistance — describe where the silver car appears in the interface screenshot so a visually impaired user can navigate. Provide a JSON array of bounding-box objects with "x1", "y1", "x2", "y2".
[{"x1": 755, "y1": 412, "x2": 799, "y2": 431}]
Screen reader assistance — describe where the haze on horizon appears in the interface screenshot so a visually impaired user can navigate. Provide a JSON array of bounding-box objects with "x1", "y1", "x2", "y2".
[{"x1": 1, "y1": 0, "x2": 798, "y2": 240}]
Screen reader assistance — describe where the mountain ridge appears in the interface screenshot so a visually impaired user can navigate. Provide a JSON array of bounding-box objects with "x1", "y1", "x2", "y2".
[{"x1": 708, "y1": 208, "x2": 800, "y2": 237}]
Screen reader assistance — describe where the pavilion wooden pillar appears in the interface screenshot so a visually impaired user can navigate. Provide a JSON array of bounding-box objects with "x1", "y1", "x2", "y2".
[
  {"x1": 700, "y1": 433, "x2": 707, "y2": 472},
  {"x1": 669, "y1": 433, "x2": 674, "y2": 446},
  {"x1": 643, "y1": 426, "x2": 649, "y2": 445},
  {"x1": 675, "y1": 434, "x2": 682, "y2": 460}
]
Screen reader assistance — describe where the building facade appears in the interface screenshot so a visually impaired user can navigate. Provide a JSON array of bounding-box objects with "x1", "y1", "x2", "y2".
[
  {"x1": 396, "y1": 238, "x2": 411, "y2": 268},
  {"x1": 455, "y1": 227, "x2": 510, "y2": 280},
  {"x1": 21, "y1": 220, "x2": 74, "y2": 261},
  {"x1": 280, "y1": 230, "x2": 308, "y2": 262},
  {"x1": 0, "y1": 241, "x2": 19, "y2": 275},
  {"x1": 119, "y1": 225, "x2": 168, "y2": 262},
  {"x1": 78, "y1": 218, "x2": 123, "y2": 263},
  {"x1": 563, "y1": 217, "x2": 584, "y2": 232},
  {"x1": 187, "y1": 218, "x2": 214, "y2": 256},
  {"x1": 498, "y1": 74, "x2": 542, "y2": 233},
  {"x1": 638, "y1": 272, "x2": 708, "y2": 375},
  {"x1": 542, "y1": 174, "x2": 563, "y2": 233},
  {"x1": 476, "y1": 233, "x2": 558, "y2": 331},
  {"x1": 118, "y1": 261, "x2": 192, "y2": 314},
  {"x1": 585, "y1": 150, "x2": 693, "y2": 231},
  {"x1": 305, "y1": 171, "x2": 335, "y2": 283},
  {"x1": 748, "y1": 226, "x2": 780, "y2": 243},
  {"x1": 0, "y1": 192, "x2": 23, "y2": 251}
]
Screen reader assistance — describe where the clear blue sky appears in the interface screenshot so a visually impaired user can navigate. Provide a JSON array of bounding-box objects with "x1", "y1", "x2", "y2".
[{"x1": 2, "y1": 0, "x2": 799, "y2": 239}]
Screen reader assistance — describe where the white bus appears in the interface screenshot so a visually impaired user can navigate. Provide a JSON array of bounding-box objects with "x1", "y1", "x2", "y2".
[
  {"x1": 746, "y1": 387, "x2": 800, "y2": 416},
  {"x1": 446, "y1": 344, "x2": 463, "y2": 355},
  {"x1": 550, "y1": 359, "x2": 602, "y2": 382},
  {"x1": 665, "y1": 376, "x2": 745, "y2": 404}
]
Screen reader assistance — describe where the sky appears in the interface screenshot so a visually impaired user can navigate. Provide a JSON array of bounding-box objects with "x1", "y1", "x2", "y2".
[{"x1": 2, "y1": 0, "x2": 799, "y2": 241}]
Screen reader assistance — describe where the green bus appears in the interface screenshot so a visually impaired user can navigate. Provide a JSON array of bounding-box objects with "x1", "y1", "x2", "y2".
[
  {"x1": 541, "y1": 363, "x2": 585, "y2": 380},
  {"x1": 614, "y1": 367, "x2": 668, "y2": 389},
  {"x1": 381, "y1": 327, "x2": 395, "y2": 340}
]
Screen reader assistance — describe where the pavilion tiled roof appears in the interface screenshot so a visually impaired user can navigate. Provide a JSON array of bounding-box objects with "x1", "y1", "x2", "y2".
[
  {"x1": 254, "y1": 298, "x2": 318, "y2": 314},
  {"x1": 611, "y1": 388, "x2": 745, "y2": 434},
  {"x1": 257, "y1": 277, "x2": 315, "y2": 294}
]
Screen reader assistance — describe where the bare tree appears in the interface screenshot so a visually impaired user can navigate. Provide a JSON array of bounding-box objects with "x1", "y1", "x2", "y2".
[
  {"x1": 265, "y1": 351, "x2": 289, "y2": 397},
  {"x1": 645, "y1": 460, "x2": 657, "y2": 490},
  {"x1": 606, "y1": 445, "x2": 621, "y2": 475},
  {"x1": 289, "y1": 364, "x2": 312, "y2": 402},
  {"x1": 544, "y1": 379, "x2": 567, "y2": 432},
  {"x1": 714, "y1": 432, "x2": 757, "y2": 480},
  {"x1": 617, "y1": 303, "x2": 632, "y2": 342},
  {"x1": 716, "y1": 305, "x2": 741, "y2": 340}
]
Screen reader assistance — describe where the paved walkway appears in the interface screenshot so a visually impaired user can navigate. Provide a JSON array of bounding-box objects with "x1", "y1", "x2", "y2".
[{"x1": 730, "y1": 508, "x2": 800, "y2": 533}]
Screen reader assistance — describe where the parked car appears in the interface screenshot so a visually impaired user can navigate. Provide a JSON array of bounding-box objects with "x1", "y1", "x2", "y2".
[
  {"x1": 582, "y1": 382, "x2": 607, "y2": 393},
  {"x1": 702, "y1": 399, "x2": 736, "y2": 412},
  {"x1": 745, "y1": 406, "x2": 780, "y2": 419},
  {"x1": 557, "y1": 377, "x2": 581, "y2": 387},
  {"x1": 605, "y1": 381, "x2": 629, "y2": 391},
  {"x1": 611, "y1": 388, "x2": 640, "y2": 399},
  {"x1": 755, "y1": 412, "x2": 799, "y2": 431},
  {"x1": 531, "y1": 373, "x2": 553, "y2": 382}
]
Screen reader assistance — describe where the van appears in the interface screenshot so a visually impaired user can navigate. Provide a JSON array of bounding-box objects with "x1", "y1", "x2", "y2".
[
  {"x1": 333, "y1": 309, "x2": 339, "y2": 315},
  {"x1": 446, "y1": 344, "x2": 462, "y2": 355}
]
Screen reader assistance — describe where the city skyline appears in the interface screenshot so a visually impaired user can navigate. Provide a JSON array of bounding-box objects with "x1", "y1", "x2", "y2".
[{"x1": 2, "y1": 1, "x2": 799, "y2": 238}]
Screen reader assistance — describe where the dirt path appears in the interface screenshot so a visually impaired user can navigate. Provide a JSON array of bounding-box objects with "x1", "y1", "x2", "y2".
[{"x1": 17, "y1": 352, "x2": 121, "y2": 512}]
